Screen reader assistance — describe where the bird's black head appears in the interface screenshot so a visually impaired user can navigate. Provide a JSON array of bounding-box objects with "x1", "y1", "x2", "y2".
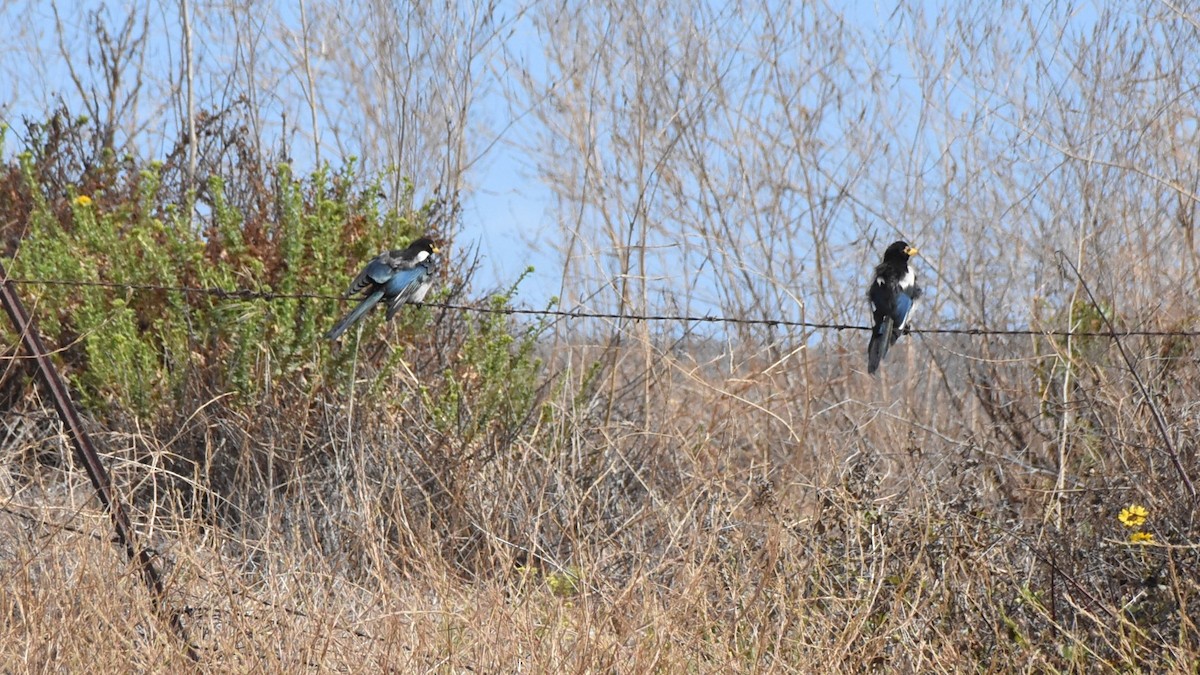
[
  {"x1": 406, "y1": 237, "x2": 441, "y2": 257},
  {"x1": 882, "y1": 240, "x2": 918, "y2": 262}
]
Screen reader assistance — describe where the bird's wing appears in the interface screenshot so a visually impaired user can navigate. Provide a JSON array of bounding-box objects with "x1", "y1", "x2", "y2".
[
  {"x1": 383, "y1": 264, "x2": 434, "y2": 319},
  {"x1": 385, "y1": 264, "x2": 428, "y2": 296},
  {"x1": 344, "y1": 255, "x2": 396, "y2": 297},
  {"x1": 894, "y1": 291, "x2": 915, "y2": 331},
  {"x1": 867, "y1": 279, "x2": 893, "y2": 319}
]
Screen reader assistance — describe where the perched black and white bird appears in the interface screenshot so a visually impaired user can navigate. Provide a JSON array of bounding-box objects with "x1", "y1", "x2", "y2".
[
  {"x1": 866, "y1": 240, "x2": 921, "y2": 375},
  {"x1": 326, "y1": 236, "x2": 440, "y2": 341}
]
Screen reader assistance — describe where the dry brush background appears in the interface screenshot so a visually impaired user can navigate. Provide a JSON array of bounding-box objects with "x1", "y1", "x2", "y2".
[{"x1": 1, "y1": 0, "x2": 1199, "y2": 671}]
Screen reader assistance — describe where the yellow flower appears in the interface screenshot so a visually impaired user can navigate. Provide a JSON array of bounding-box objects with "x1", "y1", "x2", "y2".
[
  {"x1": 74, "y1": 195, "x2": 93, "y2": 207},
  {"x1": 1129, "y1": 531, "x2": 1154, "y2": 544},
  {"x1": 1118, "y1": 504, "x2": 1148, "y2": 528}
]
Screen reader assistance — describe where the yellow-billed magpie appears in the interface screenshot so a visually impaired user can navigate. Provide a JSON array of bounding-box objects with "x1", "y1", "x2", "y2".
[
  {"x1": 867, "y1": 240, "x2": 921, "y2": 374},
  {"x1": 326, "y1": 236, "x2": 440, "y2": 340}
]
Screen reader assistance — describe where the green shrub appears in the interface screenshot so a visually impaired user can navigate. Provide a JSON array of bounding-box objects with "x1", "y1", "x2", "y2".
[
  {"x1": 422, "y1": 268, "x2": 549, "y2": 452},
  {"x1": 3, "y1": 136, "x2": 437, "y2": 415}
]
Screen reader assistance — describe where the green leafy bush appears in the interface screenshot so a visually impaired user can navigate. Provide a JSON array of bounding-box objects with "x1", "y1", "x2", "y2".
[
  {"x1": 2, "y1": 115, "x2": 444, "y2": 416},
  {"x1": 422, "y1": 268, "x2": 549, "y2": 452}
]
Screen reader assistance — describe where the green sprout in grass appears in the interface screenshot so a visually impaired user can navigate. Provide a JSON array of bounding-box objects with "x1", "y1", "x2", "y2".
[{"x1": 547, "y1": 567, "x2": 581, "y2": 598}]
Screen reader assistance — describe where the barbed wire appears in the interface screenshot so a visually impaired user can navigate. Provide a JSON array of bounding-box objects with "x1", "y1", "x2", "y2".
[{"x1": 4, "y1": 276, "x2": 1198, "y2": 338}]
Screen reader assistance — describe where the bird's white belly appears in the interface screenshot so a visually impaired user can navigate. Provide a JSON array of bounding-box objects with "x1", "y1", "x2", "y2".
[{"x1": 410, "y1": 282, "x2": 432, "y2": 303}]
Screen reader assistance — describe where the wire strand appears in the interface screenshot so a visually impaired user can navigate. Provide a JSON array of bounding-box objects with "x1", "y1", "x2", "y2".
[{"x1": 3, "y1": 276, "x2": 1197, "y2": 338}]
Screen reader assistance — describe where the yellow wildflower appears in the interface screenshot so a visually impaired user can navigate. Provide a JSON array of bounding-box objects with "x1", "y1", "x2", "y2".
[
  {"x1": 74, "y1": 195, "x2": 93, "y2": 207},
  {"x1": 1129, "y1": 532, "x2": 1154, "y2": 544},
  {"x1": 1118, "y1": 504, "x2": 1148, "y2": 528}
]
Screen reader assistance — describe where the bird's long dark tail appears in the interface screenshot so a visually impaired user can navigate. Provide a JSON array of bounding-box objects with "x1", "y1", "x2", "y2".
[
  {"x1": 867, "y1": 317, "x2": 893, "y2": 375},
  {"x1": 326, "y1": 290, "x2": 384, "y2": 340}
]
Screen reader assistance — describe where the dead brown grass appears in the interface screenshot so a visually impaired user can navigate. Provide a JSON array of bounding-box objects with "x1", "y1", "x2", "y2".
[{"x1": 3, "y1": 325, "x2": 1197, "y2": 673}]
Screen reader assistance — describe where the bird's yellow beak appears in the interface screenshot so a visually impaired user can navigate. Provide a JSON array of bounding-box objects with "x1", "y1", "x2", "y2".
[
  {"x1": 433, "y1": 245, "x2": 442, "y2": 254},
  {"x1": 904, "y1": 246, "x2": 918, "y2": 257}
]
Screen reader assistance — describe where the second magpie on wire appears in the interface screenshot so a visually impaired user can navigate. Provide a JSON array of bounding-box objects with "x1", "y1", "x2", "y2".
[
  {"x1": 866, "y1": 240, "x2": 921, "y2": 375},
  {"x1": 326, "y1": 236, "x2": 440, "y2": 341}
]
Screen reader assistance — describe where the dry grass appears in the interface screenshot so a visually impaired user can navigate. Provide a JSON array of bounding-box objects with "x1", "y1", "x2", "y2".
[{"x1": 3, "y1": 325, "x2": 1197, "y2": 673}]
